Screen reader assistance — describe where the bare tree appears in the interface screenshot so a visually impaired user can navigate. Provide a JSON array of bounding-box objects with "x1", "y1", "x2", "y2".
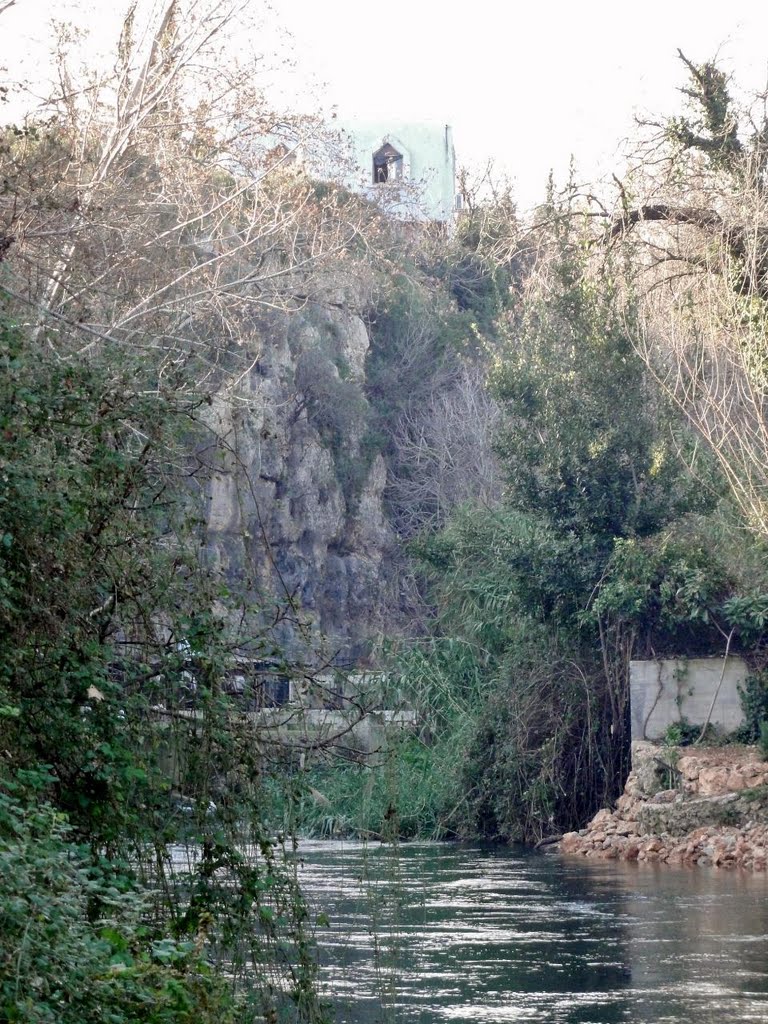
[
  {"x1": 389, "y1": 366, "x2": 500, "y2": 536},
  {"x1": 632, "y1": 225, "x2": 768, "y2": 537},
  {"x1": 0, "y1": 0, "x2": 384, "y2": 381},
  {"x1": 589, "y1": 53, "x2": 768, "y2": 540}
]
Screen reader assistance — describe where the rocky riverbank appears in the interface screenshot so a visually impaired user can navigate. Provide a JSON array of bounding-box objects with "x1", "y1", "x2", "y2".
[{"x1": 560, "y1": 742, "x2": 768, "y2": 869}]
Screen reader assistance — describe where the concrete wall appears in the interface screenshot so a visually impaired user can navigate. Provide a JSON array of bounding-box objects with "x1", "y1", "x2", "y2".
[
  {"x1": 250, "y1": 708, "x2": 416, "y2": 756},
  {"x1": 630, "y1": 657, "x2": 748, "y2": 741}
]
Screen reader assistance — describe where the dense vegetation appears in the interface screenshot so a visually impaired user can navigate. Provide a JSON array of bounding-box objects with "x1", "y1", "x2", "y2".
[
  {"x1": 6, "y1": 7, "x2": 768, "y2": 1019},
  {"x1": 291, "y1": 59, "x2": 768, "y2": 845},
  {"x1": 0, "y1": 4, "x2": 364, "y2": 1020},
  {"x1": 0, "y1": 297, "x2": 339, "y2": 1021}
]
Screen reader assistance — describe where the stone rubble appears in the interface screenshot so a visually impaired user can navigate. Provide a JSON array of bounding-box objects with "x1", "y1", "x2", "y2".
[{"x1": 559, "y1": 742, "x2": 768, "y2": 870}]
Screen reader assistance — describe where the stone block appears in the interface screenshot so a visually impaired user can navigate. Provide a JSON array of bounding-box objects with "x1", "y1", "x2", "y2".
[
  {"x1": 677, "y1": 756, "x2": 700, "y2": 781},
  {"x1": 590, "y1": 808, "x2": 615, "y2": 827},
  {"x1": 698, "y1": 767, "x2": 730, "y2": 796}
]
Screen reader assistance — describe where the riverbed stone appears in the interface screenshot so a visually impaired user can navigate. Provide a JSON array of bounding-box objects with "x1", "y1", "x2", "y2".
[{"x1": 615, "y1": 822, "x2": 636, "y2": 836}]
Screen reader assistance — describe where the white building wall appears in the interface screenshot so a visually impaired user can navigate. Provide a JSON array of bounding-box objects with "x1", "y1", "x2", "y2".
[{"x1": 334, "y1": 121, "x2": 456, "y2": 223}]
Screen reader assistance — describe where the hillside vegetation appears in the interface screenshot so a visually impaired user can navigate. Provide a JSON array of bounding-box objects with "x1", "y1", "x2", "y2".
[
  {"x1": 4, "y1": 5, "x2": 768, "y2": 1019},
  {"x1": 288, "y1": 56, "x2": 768, "y2": 845}
]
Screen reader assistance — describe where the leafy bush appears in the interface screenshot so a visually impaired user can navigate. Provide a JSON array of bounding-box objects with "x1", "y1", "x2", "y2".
[
  {"x1": 759, "y1": 720, "x2": 768, "y2": 761},
  {"x1": 662, "y1": 718, "x2": 710, "y2": 747},
  {"x1": 737, "y1": 670, "x2": 768, "y2": 743},
  {"x1": 387, "y1": 222, "x2": 736, "y2": 843},
  {"x1": 594, "y1": 529, "x2": 737, "y2": 658},
  {"x1": 0, "y1": 772, "x2": 237, "y2": 1024},
  {"x1": 0, "y1": 306, "x2": 329, "y2": 1022}
]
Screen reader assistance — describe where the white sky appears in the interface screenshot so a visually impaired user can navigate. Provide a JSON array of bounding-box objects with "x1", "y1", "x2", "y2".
[{"x1": 3, "y1": 0, "x2": 768, "y2": 211}]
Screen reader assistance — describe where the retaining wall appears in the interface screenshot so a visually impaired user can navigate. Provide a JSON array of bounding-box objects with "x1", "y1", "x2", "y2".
[{"x1": 630, "y1": 657, "x2": 748, "y2": 741}]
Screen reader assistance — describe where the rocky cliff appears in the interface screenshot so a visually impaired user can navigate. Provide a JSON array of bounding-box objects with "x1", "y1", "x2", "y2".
[{"x1": 201, "y1": 276, "x2": 399, "y2": 664}]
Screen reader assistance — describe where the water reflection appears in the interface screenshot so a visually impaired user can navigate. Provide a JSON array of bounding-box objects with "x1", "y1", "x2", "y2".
[{"x1": 294, "y1": 841, "x2": 768, "y2": 1024}]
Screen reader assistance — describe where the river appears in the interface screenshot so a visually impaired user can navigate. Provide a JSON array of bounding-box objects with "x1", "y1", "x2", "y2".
[{"x1": 295, "y1": 840, "x2": 768, "y2": 1024}]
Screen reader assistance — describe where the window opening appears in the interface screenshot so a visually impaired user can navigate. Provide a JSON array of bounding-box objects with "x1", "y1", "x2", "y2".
[{"x1": 372, "y1": 142, "x2": 403, "y2": 184}]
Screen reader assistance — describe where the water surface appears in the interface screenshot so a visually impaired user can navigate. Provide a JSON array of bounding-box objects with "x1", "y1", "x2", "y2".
[{"x1": 295, "y1": 841, "x2": 768, "y2": 1024}]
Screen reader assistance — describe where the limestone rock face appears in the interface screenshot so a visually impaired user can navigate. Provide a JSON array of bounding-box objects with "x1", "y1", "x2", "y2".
[{"x1": 200, "y1": 288, "x2": 399, "y2": 662}]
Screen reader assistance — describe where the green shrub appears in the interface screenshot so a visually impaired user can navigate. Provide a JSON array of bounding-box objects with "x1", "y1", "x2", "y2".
[
  {"x1": 0, "y1": 308, "x2": 330, "y2": 1023},
  {"x1": 759, "y1": 720, "x2": 768, "y2": 760},
  {"x1": 0, "y1": 774, "x2": 237, "y2": 1024},
  {"x1": 737, "y1": 671, "x2": 768, "y2": 743},
  {"x1": 662, "y1": 718, "x2": 712, "y2": 747},
  {"x1": 388, "y1": 223, "x2": 737, "y2": 843}
]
